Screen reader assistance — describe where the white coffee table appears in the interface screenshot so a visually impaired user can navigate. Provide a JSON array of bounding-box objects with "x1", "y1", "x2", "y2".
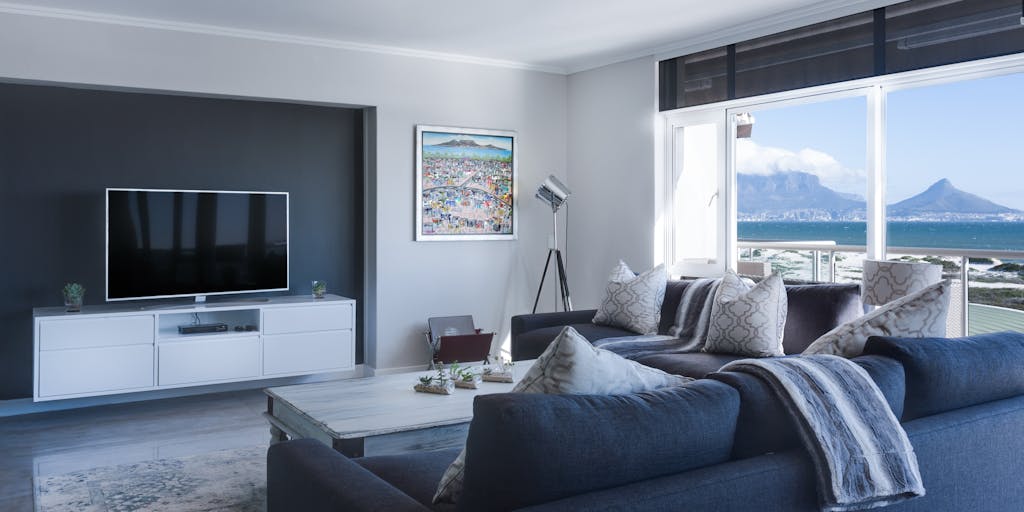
[{"x1": 264, "y1": 362, "x2": 532, "y2": 458}]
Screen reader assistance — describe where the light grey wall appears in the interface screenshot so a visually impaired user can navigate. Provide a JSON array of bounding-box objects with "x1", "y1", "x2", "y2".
[
  {"x1": 565, "y1": 56, "x2": 658, "y2": 309},
  {"x1": 0, "y1": 12, "x2": 567, "y2": 371}
]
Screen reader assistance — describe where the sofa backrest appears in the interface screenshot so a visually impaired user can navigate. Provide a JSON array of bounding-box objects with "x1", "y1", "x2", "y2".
[
  {"x1": 709, "y1": 354, "x2": 905, "y2": 460},
  {"x1": 457, "y1": 380, "x2": 739, "y2": 512},
  {"x1": 659, "y1": 279, "x2": 863, "y2": 354},
  {"x1": 863, "y1": 332, "x2": 1024, "y2": 421}
]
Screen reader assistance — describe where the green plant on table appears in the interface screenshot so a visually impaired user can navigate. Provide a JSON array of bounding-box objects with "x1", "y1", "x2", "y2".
[{"x1": 62, "y1": 282, "x2": 85, "y2": 302}]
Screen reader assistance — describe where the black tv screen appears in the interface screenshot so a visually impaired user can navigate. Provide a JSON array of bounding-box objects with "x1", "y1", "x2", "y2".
[{"x1": 107, "y1": 189, "x2": 289, "y2": 301}]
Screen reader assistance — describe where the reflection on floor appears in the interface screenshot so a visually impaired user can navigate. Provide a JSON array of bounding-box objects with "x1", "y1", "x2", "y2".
[{"x1": 0, "y1": 390, "x2": 269, "y2": 511}]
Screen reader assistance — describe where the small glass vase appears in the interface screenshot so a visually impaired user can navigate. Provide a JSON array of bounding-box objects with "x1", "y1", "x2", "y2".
[
  {"x1": 64, "y1": 296, "x2": 83, "y2": 313},
  {"x1": 312, "y1": 281, "x2": 327, "y2": 299}
]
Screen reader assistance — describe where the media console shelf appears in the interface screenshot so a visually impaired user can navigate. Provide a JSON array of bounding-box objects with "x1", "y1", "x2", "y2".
[{"x1": 33, "y1": 295, "x2": 356, "y2": 401}]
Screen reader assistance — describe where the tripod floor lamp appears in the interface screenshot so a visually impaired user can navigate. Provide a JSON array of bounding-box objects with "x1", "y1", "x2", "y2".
[{"x1": 532, "y1": 175, "x2": 573, "y2": 313}]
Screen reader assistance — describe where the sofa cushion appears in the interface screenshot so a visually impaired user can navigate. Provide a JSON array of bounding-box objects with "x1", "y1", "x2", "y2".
[
  {"x1": 357, "y1": 449, "x2": 460, "y2": 511},
  {"x1": 782, "y1": 283, "x2": 862, "y2": 354},
  {"x1": 634, "y1": 352, "x2": 746, "y2": 379},
  {"x1": 434, "y1": 326, "x2": 689, "y2": 504},
  {"x1": 513, "y1": 323, "x2": 634, "y2": 363},
  {"x1": 863, "y1": 331, "x2": 1024, "y2": 421},
  {"x1": 803, "y1": 280, "x2": 950, "y2": 358},
  {"x1": 592, "y1": 261, "x2": 668, "y2": 334},
  {"x1": 709, "y1": 355, "x2": 906, "y2": 460},
  {"x1": 457, "y1": 380, "x2": 740, "y2": 512},
  {"x1": 703, "y1": 272, "x2": 787, "y2": 357}
]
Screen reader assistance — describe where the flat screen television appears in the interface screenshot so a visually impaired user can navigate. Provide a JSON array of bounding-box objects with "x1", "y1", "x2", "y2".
[{"x1": 106, "y1": 188, "x2": 289, "y2": 301}]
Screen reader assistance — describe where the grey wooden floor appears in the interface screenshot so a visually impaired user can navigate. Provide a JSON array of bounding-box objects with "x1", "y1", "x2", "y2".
[{"x1": 0, "y1": 390, "x2": 269, "y2": 511}]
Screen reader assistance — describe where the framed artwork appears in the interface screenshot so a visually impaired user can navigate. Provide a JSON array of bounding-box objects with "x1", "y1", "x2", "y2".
[{"x1": 415, "y1": 125, "x2": 517, "y2": 241}]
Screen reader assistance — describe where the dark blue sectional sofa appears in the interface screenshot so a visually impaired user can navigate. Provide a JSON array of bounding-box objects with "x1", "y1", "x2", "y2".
[
  {"x1": 511, "y1": 280, "x2": 864, "y2": 378},
  {"x1": 267, "y1": 332, "x2": 1024, "y2": 512}
]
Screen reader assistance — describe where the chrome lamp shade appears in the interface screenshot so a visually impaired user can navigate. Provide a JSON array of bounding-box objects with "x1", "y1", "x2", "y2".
[{"x1": 862, "y1": 259, "x2": 944, "y2": 306}]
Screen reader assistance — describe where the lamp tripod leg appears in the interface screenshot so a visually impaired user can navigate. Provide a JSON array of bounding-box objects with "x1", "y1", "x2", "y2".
[
  {"x1": 554, "y1": 249, "x2": 572, "y2": 312},
  {"x1": 532, "y1": 249, "x2": 555, "y2": 314}
]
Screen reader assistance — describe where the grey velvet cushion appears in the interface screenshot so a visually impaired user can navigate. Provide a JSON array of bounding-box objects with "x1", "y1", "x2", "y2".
[
  {"x1": 512, "y1": 323, "x2": 634, "y2": 362},
  {"x1": 356, "y1": 449, "x2": 460, "y2": 511},
  {"x1": 634, "y1": 352, "x2": 746, "y2": 379},
  {"x1": 863, "y1": 331, "x2": 1024, "y2": 421},
  {"x1": 457, "y1": 380, "x2": 740, "y2": 512}
]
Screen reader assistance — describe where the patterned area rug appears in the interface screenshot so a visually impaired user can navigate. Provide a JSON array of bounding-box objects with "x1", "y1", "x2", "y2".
[{"x1": 35, "y1": 446, "x2": 267, "y2": 512}]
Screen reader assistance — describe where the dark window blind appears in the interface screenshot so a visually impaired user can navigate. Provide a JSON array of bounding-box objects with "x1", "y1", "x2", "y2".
[{"x1": 658, "y1": 0, "x2": 1024, "y2": 111}]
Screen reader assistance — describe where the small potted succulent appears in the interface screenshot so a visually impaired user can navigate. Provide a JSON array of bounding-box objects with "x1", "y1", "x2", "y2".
[
  {"x1": 482, "y1": 356, "x2": 514, "y2": 383},
  {"x1": 62, "y1": 282, "x2": 86, "y2": 312},
  {"x1": 414, "y1": 368, "x2": 454, "y2": 395},
  {"x1": 449, "y1": 362, "x2": 482, "y2": 390},
  {"x1": 312, "y1": 280, "x2": 327, "y2": 299}
]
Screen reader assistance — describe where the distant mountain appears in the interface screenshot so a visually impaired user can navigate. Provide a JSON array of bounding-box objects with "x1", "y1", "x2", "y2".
[
  {"x1": 435, "y1": 139, "x2": 505, "y2": 151},
  {"x1": 738, "y1": 174, "x2": 1021, "y2": 222},
  {"x1": 738, "y1": 172, "x2": 865, "y2": 221},
  {"x1": 888, "y1": 179, "x2": 1019, "y2": 218}
]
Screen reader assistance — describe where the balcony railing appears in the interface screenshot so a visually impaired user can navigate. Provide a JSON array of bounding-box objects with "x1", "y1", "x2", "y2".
[{"x1": 738, "y1": 240, "x2": 1024, "y2": 336}]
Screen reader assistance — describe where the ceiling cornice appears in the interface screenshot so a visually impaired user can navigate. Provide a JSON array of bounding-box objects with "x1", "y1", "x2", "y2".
[
  {"x1": 0, "y1": 1, "x2": 568, "y2": 74},
  {"x1": 0, "y1": 0, "x2": 908, "y2": 76}
]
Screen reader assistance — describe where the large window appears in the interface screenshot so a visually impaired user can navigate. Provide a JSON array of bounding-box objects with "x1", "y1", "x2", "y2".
[
  {"x1": 662, "y1": 63, "x2": 1024, "y2": 335},
  {"x1": 887, "y1": 73, "x2": 1024, "y2": 333}
]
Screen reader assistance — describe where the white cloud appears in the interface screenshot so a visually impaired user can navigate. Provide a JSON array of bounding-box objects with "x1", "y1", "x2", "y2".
[{"x1": 735, "y1": 139, "x2": 865, "y2": 194}]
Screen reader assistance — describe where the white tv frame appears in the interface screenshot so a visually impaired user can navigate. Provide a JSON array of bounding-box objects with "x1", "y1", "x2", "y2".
[{"x1": 105, "y1": 188, "x2": 290, "y2": 302}]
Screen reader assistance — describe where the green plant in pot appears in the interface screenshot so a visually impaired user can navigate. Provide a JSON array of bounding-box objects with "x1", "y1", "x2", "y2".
[
  {"x1": 62, "y1": 283, "x2": 86, "y2": 312},
  {"x1": 312, "y1": 280, "x2": 327, "y2": 299}
]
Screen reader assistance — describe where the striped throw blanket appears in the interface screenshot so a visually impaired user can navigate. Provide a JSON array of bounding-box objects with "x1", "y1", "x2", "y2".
[
  {"x1": 721, "y1": 355, "x2": 925, "y2": 512},
  {"x1": 593, "y1": 278, "x2": 721, "y2": 360}
]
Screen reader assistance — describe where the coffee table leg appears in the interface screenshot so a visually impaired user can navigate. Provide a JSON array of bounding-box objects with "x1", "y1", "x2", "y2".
[{"x1": 269, "y1": 424, "x2": 289, "y2": 445}]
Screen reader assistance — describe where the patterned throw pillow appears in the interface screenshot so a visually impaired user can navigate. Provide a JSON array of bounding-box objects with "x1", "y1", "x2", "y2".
[
  {"x1": 433, "y1": 326, "x2": 690, "y2": 504},
  {"x1": 803, "y1": 280, "x2": 950, "y2": 358},
  {"x1": 592, "y1": 261, "x2": 667, "y2": 334},
  {"x1": 703, "y1": 272, "x2": 788, "y2": 357}
]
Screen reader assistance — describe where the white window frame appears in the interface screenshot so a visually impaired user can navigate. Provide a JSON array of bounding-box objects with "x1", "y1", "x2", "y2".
[
  {"x1": 660, "y1": 107, "x2": 729, "y2": 277},
  {"x1": 657, "y1": 51, "x2": 1024, "y2": 272}
]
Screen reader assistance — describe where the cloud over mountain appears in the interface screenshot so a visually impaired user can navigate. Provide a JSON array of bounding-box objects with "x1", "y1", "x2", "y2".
[{"x1": 736, "y1": 139, "x2": 865, "y2": 195}]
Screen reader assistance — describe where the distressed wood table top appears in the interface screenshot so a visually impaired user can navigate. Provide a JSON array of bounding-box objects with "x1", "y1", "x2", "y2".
[{"x1": 265, "y1": 361, "x2": 533, "y2": 440}]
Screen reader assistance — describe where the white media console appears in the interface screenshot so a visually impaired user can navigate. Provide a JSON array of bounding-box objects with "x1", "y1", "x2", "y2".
[{"x1": 33, "y1": 294, "x2": 356, "y2": 401}]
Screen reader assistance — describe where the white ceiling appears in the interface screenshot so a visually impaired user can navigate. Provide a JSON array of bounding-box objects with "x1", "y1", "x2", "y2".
[{"x1": 4, "y1": 0, "x2": 887, "y2": 73}]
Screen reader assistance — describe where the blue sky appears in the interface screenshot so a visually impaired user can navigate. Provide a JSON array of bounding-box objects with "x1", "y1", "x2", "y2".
[{"x1": 740, "y1": 72, "x2": 1024, "y2": 210}]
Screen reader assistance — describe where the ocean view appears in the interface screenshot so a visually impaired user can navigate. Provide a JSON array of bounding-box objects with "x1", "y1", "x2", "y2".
[{"x1": 739, "y1": 221, "x2": 1024, "y2": 252}]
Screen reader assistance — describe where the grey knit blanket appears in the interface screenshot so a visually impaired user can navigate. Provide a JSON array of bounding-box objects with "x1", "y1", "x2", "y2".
[
  {"x1": 593, "y1": 278, "x2": 721, "y2": 360},
  {"x1": 721, "y1": 355, "x2": 925, "y2": 512}
]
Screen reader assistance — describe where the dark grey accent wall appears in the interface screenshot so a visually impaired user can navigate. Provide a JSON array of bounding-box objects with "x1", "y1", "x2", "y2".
[{"x1": 0, "y1": 83, "x2": 365, "y2": 400}]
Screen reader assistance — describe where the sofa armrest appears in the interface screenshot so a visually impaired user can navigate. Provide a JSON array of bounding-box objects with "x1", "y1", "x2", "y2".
[
  {"x1": 267, "y1": 439, "x2": 429, "y2": 512},
  {"x1": 511, "y1": 309, "x2": 598, "y2": 338}
]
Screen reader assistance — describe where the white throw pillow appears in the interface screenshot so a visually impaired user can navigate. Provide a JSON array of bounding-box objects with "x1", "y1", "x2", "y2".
[
  {"x1": 803, "y1": 279, "x2": 950, "y2": 358},
  {"x1": 433, "y1": 326, "x2": 690, "y2": 504},
  {"x1": 592, "y1": 261, "x2": 668, "y2": 335},
  {"x1": 703, "y1": 272, "x2": 788, "y2": 357}
]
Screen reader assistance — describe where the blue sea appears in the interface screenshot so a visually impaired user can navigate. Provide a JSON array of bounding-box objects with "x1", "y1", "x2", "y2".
[
  {"x1": 738, "y1": 221, "x2": 1024, "y2": 252},
  {"x1": 423, "y1": 144, "x2": 511, "y2": 160}
]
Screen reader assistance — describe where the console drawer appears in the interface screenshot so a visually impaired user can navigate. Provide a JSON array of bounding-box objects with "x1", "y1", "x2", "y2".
[
  {"x1": 263, "y1": 330, "x2": 353, "y2": 375},
  {"x1": 263, "y1": 303, "x2": 352, "y2": 335},
  {"x1": 38, "y1": 345, "x2": 154, "y2": 398},
  {"x1": 159, "y1": 336, "x2": 260, "y2": 386},
  {"x1": 39, "y1": 315, "x2": 154, "y2": 351}
]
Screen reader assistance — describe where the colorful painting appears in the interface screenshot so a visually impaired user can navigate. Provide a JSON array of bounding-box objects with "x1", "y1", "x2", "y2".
[{"x1": 415, "y1": 125, "x2": 517, "y2": 241}]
